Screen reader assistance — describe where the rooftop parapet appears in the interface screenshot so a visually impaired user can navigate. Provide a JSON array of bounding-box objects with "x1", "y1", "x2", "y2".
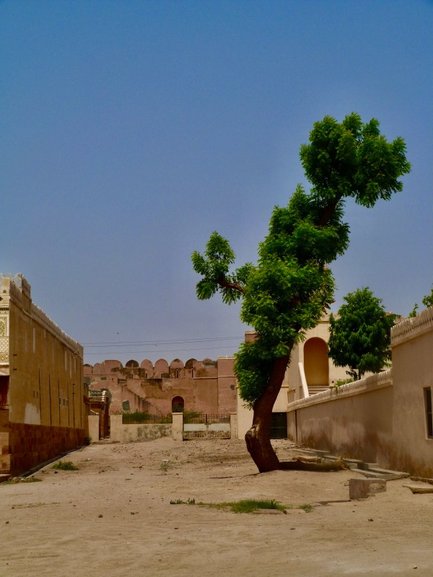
[{"x1": 392, "y1": 307, "x2": 433, "y2": 347}]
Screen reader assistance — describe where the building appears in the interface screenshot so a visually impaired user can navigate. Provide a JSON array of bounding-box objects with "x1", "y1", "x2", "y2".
[
  {"x1": 84, "y1": 356, "x2": 237, "y2": 424},
  {"x1": 287, "y1": 307, "x2": 433, "y2": 477},
  {"x1": 0, "y1": 275, "x2": 87, "y2": 476},
  {"x1": 237, "y1": 316, "x2": 350, "y2": 438}
]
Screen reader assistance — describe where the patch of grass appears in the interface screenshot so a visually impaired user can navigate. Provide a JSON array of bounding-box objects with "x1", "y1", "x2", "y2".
[
  {"x1": 160, "y1": 459, "x2": 171, "y2": 472},
  {"x1": 220, "y1": 499, "x2": 287, "y2": 514},
  {"x1": 3, "y1": 476, "x2": 42, "y2": 485},
  {"x1": 168, "y1": 497, "x2": 314, "y2": 514},
  {"x1": 52, "y1": 460, "x2": 79, "y2": 471},
  {"x1": 170, "y1": 498, "x2": 196, "y2": 505},
  {"x1": 298, "y1": 503, "x2": 314, "y2": 513}
]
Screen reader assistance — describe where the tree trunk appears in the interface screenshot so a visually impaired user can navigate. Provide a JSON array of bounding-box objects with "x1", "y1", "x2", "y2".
[{"x1": 244, "y1": 355, "x2": 290, "y2": 472}]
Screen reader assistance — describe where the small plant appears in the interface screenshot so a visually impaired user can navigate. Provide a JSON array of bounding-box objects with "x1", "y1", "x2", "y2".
[
  {"x1": 168, "y1": 497, "x2": 313, "y2": 514},
  {"x1": 333, "y1": 378, "x2": 353, "y2": 388},
  {"x1": 222, "y1": 499, "x2": 286, "y2": 514},
  {"x1": 3, "y1": 476, "x2": 42, "y2": 485},
  {"x1": 52, "y1": 460, "x2": 79, "y2": 471},
  {"x1": 160, "y1": 459, "x2": 171, "y2": 472}
]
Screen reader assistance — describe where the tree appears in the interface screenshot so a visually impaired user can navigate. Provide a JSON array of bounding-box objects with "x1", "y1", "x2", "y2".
[
  {"x1": 192, "y1": 113, "x2": 410, "y2": 472},
  {"x1": 328, "y1": 288, "x2": 396, "y2": 381},
  {"x1": 422, "y1": 287, "x2": 433, "y2": 309},
  {"x1": 410, "y1": 286, "x2": 433, "y2": 316}
]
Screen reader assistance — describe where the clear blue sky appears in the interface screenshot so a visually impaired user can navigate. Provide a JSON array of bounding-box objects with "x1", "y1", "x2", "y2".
[{"x1": 2, "y1": 1, "x2": 432, "y2": 364}]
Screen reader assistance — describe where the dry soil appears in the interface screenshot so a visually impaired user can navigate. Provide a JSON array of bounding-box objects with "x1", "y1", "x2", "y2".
[{"x1": 1, "y1": 438, "x2": 433, "y2": 577}]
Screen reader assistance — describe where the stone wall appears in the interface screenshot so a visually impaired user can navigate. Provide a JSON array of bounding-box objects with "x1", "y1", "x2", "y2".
[{"x1": 84, "y1": 357, "x2": 237, "y2": 417}]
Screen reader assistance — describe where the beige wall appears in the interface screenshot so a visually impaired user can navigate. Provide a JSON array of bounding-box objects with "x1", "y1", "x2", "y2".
[
  {"x1": 389, "y1": 309, "x2": 433, "y2": 475},
  {"x1": 0, "y1": 274, "x2": 87, "y2": 474},
  {"x1": 287, "y1": 307, "x2": 433, "y2": 477},
  {"x1": 287, "y1": 372, "x2": 393, "y2": 463}
]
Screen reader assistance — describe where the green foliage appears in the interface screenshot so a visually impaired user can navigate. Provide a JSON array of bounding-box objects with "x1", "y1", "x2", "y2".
[
  {"x1": 169, "y1": 498, "x2": 315, "y2": 514},
  {"x1": 409, "y1": 286, "x2": 433, "y2": 317},
  {"x1": 170, "y1": 498, "x2": 196, "y2": 505},
  {"x1": 222, "y1": 499, "x2": 286, "y2": 514},
  {"x1": 191, "y1": 231, "x2": 253, "y2": 304},
  {"x1": 52, "y1": 460, "x2": 79, "y2": 471},
  {"x1": 122, "y1": 411, "x2": 172, "y2": 424},
  {"x1": 192, "y1": 114, "x2": 410, "y2": 405},
  {"x1": 422, "y1": 286, "x2": 433, "y2": 309},
  {"x1": 328, "y1": 288, "x2": 396, "y2": 380},
  {"x1": 300, "y1": 113, "x2": 410, "y2": 208}
]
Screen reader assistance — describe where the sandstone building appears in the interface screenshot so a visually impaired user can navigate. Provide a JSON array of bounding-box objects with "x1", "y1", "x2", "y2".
[
  {"x1": 0, "y1": 275, "x2": 87, "y2": 476},
  {"x1": 84, "y1": 356, "x2": 237, "y2": 424}
]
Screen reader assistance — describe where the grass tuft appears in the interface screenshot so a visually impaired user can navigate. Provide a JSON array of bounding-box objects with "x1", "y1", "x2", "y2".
[
  {"x1": 52, "y1": 460, "x2": 79, "y2": 471},
  {"x1": 221, "y1": 499, "x2": 286, "y2": 514}
]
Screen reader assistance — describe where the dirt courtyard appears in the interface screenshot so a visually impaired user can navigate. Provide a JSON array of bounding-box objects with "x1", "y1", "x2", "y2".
[{"x1": 1, "y1": 437, "x2": 433, "y2": 577}]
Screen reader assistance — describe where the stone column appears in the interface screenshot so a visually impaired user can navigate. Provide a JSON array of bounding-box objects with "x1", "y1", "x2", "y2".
[{"x1": 172, "y1": 412, "x2": 184, "y2": 441}]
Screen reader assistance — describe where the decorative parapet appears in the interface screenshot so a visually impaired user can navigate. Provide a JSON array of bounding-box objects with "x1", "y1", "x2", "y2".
[
  {"x1": 0, "y1": 274, "x2": 82, "y2": 358},
  {"x1": 391, "y1": 307, "x2": 433, "y2": 348},
  {"x1": 287, "y1": 369, "x2": 393, "y2": 411}
]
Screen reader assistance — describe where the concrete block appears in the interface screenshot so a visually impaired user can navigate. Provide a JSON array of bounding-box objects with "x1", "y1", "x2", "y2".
[{"x1": 349, "y1": 477, "x2": 387, "y2": 499}]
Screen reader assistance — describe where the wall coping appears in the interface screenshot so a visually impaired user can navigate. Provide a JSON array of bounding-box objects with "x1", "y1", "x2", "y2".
[
  {"x1": 391, "y1": 307, "x2": 433, "y2": 348},
  {"x1": 287, "y1": 369, "x2": 393, "y2": 411}
]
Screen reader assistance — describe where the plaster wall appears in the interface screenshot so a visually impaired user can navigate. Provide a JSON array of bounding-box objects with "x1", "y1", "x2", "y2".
[
  {"x1": 287, "y1": 372, "x2": 393, "y2": 464},
  {"x1": 390, "y1": 309, "x2": 433, "y2": 476},
  {"x1": 0, "y1": 275, "x2": 87, "y2": 475},
  {"x1": 287, "y1": 307, "x2": 433, "y2": 477}
]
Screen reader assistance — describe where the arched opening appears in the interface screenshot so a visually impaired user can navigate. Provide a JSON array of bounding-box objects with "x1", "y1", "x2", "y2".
[
  {"x1": 172, "y1": 396, "x2": 184, "y2": 412},
  {"x1": 304, "y1": 337, "x2": 329, "y2": 391}
]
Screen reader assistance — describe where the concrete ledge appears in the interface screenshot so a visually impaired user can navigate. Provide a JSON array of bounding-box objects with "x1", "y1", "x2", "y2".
[{"x1": 349, "y1": 478, "x2": 387, "y2": 500}]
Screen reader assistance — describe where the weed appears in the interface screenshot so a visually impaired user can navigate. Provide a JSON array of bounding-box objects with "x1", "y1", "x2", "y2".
[
  {"x1": 220, "y1": 499, "x2": 286, "y2": 514},
  {"x1": 52, "y1": 460, "x2": 79, "y2": 471},
  {"x1": 168, "y1": 497, "x2": 313, "y2": 514},
  {"x1": 3, "y1": 476, "x2": 42, "y2": 485}
]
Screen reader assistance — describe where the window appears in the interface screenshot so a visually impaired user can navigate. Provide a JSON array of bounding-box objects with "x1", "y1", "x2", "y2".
[{"x1": 424, "y1": 387, "x2": 433, "y2": 439}]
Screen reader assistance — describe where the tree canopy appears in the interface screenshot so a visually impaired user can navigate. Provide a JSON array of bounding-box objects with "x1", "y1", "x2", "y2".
[
  {"x1": 192, "y1": 113, "x2": 410, "y2": 472},
  {"x1": 409, "y1": 285, "x2": 433, "y2": 317},
  {"x1": 328, "y1": 288, "x2": 396, "y2": 381}
]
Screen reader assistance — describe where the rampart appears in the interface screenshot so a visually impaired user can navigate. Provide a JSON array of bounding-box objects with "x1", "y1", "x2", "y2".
[{"x1": 84, "y1": 356, "x2": 236, "y2": 418}]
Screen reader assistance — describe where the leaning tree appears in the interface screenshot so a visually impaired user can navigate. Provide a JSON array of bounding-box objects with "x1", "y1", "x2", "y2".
[{"x1": 192, "y1": 113, "x2": 410, "y2": 472}]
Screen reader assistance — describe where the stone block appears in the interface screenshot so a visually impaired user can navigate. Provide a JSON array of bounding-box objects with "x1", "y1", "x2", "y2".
[{"x1": 349, "y1": 477, "x2": 387, "y2": 499}]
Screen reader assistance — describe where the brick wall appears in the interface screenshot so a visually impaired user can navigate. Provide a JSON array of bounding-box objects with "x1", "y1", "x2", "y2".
[{"x1": 7, "y1": 422, "x2": 86, "y2": 475}]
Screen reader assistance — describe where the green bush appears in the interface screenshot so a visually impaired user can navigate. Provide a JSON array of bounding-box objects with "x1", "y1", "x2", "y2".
[{"x1": 52, "y1": 460, "x2": 79, "y2": 471}]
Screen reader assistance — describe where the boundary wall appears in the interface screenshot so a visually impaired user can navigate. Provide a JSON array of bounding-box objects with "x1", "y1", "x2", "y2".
[
  {"x1": 287, "y1": 371, "x2": 393, "y2": 465},
  {"x1": 287, "y1": 307, "x2": 433, "y2": 477}
]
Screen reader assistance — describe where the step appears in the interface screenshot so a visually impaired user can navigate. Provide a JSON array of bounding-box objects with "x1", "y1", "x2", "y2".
[{"x1": 351, "y1": 468, "x2": 408, "y2": 480}]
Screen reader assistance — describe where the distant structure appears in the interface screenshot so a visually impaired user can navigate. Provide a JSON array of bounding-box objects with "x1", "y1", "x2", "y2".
[
  {"x1": 84, "y1": 357, "x2": 236, "y2": 418},
  {"x1": 0, "y1": 275, "x2": 87, "y2": 476}
]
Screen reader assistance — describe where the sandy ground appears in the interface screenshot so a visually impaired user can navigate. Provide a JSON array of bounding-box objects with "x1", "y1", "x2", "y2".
[{"x1": 1, "y1": 438, "x2": 433, "y2": 577}]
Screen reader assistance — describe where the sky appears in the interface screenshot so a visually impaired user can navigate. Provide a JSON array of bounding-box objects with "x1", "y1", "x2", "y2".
[{"x1": 1, "y1": 0, "x2": 432, "y2": 365}]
